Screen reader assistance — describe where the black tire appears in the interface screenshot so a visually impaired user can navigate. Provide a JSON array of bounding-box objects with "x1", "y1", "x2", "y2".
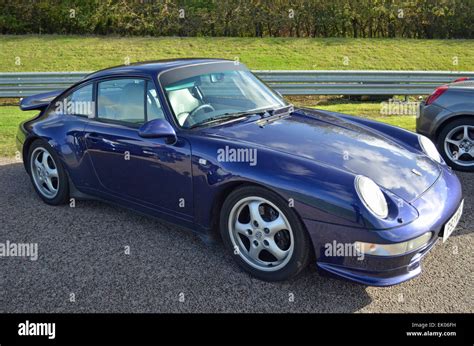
[
  {"x1": 27, "y1": 139, "x2": 70, "y2": 205},
  {"x1": 436, "y1": 117, "x2": 474, "y2": 172},
  {"x1": 219, "y1": 185, "x2": 311, "y2": 281}
]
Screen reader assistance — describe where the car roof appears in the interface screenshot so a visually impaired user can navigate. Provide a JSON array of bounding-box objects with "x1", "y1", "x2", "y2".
[
  {"x1": 449, "y1": 80, "x2": 474, "y2": 90},
  {"x1": 82, "y1": 58, "x2": 233, "y2": 81}
]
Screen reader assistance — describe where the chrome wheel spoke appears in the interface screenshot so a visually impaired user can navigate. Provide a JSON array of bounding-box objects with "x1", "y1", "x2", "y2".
[
  {"x1": 41, "y1": 151, "x2": 50, "y2": 167},
  {"x1": 266, "y1": 239, "x2": 288, "y2": 261},
  {"x1": 263, "y1": 215, "x2": 286, "y2": 235},
  {"x1": 235, "y1": 220, "x2": 250, "y2": 236},
  {"x1": 248, "y1": 244, "x2": 262, "y2": 261},
  {"x1": 46, "y1": 166, "x2": 58, "y2": 178},
  {"x1": 248, "y1": 201, "x2": 265, "y2": 227},
  {"x1": 445, "y1": 138, "x2": 461, "y2": 148},
  {"x1": 467, "y1": 147, "x2": 474, "y2": 159},
  {"x1": 45, "y1": 177, "x2": 56, "y2": 192},
  {"x1": 462, "y1": 126, "x2": 470, "y2": 140}
]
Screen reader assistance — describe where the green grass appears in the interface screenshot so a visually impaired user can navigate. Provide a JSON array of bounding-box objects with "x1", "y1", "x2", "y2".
[
  {"x1": 0, "y1": 35, "x2": 473, "y2": 71},
  {"x1": 0, "y1": 103, "x2": 414, "y2": 157},
  {"x1": 314, "y1": 102, "x2": 416, "y2": 131},
  {"x1": 0, "y1": 107, "x2": 36, "y2": 156}
]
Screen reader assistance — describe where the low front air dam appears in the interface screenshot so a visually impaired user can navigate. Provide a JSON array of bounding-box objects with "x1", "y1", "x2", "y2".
[{"x1": 303, "y1": 166, "x2": 463, "y2": 287}]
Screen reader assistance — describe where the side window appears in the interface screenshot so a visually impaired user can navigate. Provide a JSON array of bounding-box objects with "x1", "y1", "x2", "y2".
[
  {"x1": 97, "y1": 79, "x2": 146, "y2": 124},
  {"x1": 52, "y1": 84, "x2": 93, "y2": 117},
  {"x1": 146, "y1": 81, "x2": 164, "y2": 120}
]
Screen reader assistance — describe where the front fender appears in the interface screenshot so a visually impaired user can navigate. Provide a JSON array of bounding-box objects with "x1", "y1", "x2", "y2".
[{"x1": 188, "y1": 135, "x2": 418, "y2": 232}]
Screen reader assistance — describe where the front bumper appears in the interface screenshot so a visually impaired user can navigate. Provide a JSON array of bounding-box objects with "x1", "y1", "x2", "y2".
[{"x1": 303, "y1": 167, "x2": 463, "y2": 287}]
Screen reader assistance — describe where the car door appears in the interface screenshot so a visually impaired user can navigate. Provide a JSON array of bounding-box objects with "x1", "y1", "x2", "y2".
[{"x1": 83, "y1": 77, "x2": 193, "y2": 220}]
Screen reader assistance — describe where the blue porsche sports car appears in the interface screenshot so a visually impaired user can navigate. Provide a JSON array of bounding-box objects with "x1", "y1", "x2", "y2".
[{"x1": 17, "y1": 59, "x2": 463, "y2": 286}]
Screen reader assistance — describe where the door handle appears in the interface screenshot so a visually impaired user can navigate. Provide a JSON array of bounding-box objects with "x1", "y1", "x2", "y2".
[
  {"x1": 86, "y1": 133, "x2": 120, "y2": 147},
  {"x1": 86, "y1": 132, "x2": 102, "y2": 143},
  {"x1": 142, "y1": 149, "x2": 161, "y2": 160}
]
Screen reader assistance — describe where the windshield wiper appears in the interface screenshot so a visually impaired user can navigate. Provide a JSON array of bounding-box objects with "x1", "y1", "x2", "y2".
[
  {"x1": 264, "y1": 104, "x2": 294, "y2": 116},
  {"x1": 188, "y1": 110, "x2": 268, "y2": 129},
  {"x1": 188, "y1": 104, "x2": 294, "y2": 129},
  {"x1": 188, "y1": 114, "x2": 245, "y2": 129}
]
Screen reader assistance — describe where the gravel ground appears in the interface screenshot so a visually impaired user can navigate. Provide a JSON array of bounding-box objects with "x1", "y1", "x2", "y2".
[{"x1": 1, "y1": 157, "x2": 472, "y2": 313}]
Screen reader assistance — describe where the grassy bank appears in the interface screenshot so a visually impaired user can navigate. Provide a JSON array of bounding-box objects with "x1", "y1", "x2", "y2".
[{"x1": 0, "y1": 35, "x2": 473, "y2": 71}]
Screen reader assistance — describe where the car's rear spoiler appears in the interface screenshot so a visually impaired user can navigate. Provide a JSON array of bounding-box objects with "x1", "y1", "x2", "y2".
[{"x1": 19, "y1": 90, "x2": 63, "y2": 111}]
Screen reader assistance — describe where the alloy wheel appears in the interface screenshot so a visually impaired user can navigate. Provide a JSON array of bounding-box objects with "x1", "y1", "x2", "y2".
[
  {"x1": 30, "y1": 147, "x2": 60, "y2": 199},
  {"x1": 228, "y1": 196, "x2": 294, "y2": 272},
  {"x1": 444, "y1": 125, "x2": 474, "y2": 167}
]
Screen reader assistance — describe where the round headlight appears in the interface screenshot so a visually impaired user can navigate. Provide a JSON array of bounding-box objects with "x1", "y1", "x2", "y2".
[
  {"x1": 419, "y1": 135, "x2": 441, "y2": 163},
  {"x1": 355, "y1": 176, "x2": 388, "y2": 219}
]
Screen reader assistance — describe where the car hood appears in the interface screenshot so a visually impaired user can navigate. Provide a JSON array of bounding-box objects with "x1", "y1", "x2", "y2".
[{"x1": 203, "y1": 108, "x2": 441, "y2": 202}]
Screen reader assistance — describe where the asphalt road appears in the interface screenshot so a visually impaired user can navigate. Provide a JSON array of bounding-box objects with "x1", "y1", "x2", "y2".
[{"x1": 1, "y1": 157, "x2": 472, "y2": 313}]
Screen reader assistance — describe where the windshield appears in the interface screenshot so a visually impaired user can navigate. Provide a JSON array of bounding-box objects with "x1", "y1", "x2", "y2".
[{"x1": 162, "y1": 69, "x2": 287, "y2": 128}]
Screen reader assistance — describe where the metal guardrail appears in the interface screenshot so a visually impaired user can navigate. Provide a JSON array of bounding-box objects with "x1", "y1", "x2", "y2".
[
  {"x1": 0, "y1": 72, "x2": 89, "y2": 97},
  {"x1": 259, "y1": 70, "x2": 474, "y2": 95},
  {"x1": 1, "y1": 70, "x2": 473, "y2": 97}
]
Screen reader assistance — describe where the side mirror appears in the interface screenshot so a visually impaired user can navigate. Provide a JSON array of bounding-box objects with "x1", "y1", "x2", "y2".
[{"x1": 138, "y1": 119, "x2": 177, "y2": 144}]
